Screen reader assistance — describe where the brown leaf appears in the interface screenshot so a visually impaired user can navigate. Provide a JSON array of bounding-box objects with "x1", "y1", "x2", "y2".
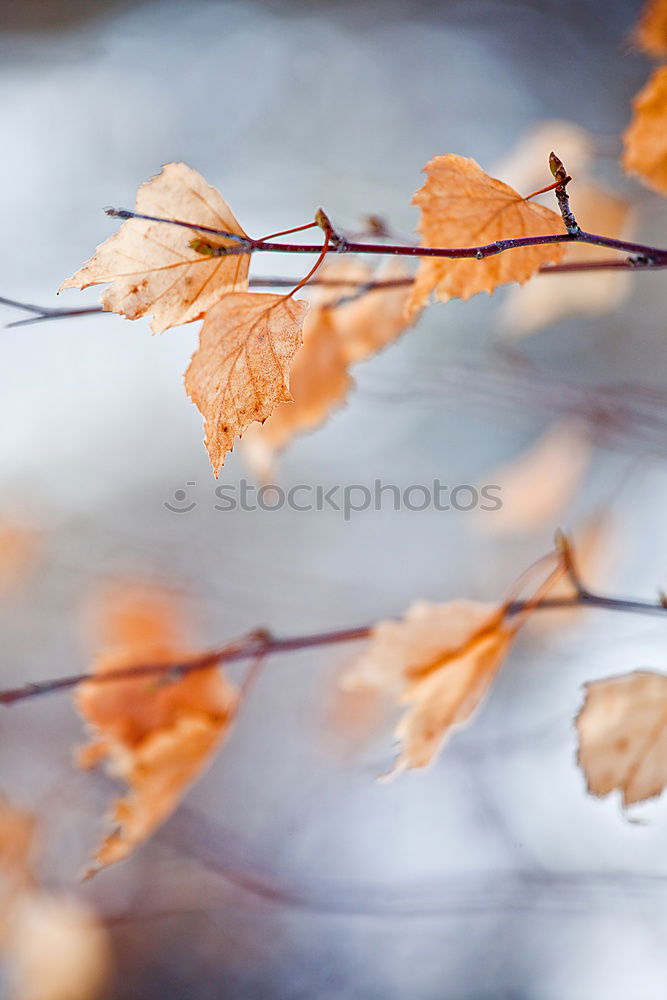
[
  {"x1": 407, "y1": 154, "x2": 566, "y2": 318},
  {"x1": 623, "y1": 66, "x2": 667, "y2": 195},
  {"x1": 393, "y1": 624, "x2": 515, "y2": 771},
  {"x1": 345, "y1": 600, "x2": 515, "y2": 772},
  {"x1": 636, "y1": 0, "x2": 667, "y2": 57},
  {"x1": 242, "y1": 258, "x2": 413, "y2": 478},
  {"x1": 60, "y1": 162, "x2": 250, "y2": 333},
  {"x1": 185, "y1": 292, "x2": 309, "y2": 476},
  {"x1": 475, "y1": 420, "x2": 592, "y2": 536},
  {"x1": 577, "y1": 670, "x2": 667, "y2": 806},
  {"x1": 76, "y1": 584, "x2": 238, "y2": 872},
  {"x1": 500, "y1": 182, "x2": 634, "y2": 336},
  {"x1": 241, "y1": 301, "x2": 351, "y2": 481}
]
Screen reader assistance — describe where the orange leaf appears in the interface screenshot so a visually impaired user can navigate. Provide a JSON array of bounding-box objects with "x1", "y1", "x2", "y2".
[
  {"x1": 60, "y1": 162, "x2": 250, "y2": 333},
  {"x1": 475, "y1": 420, "x2": 592, "y2": 536},
  {"x1": 635, "y1": 0, "x2": 667, "y2": 57},
  {"x1": 185, "y1": 292, "x2": 309, "y2": 476},
  {"x1": 407, "y1": 154, "x2": 566, "y2": 317},
  {"x1": 577, "y1": 671, "x2": 667, "y2": 806},
  {"x1": 241, "y1": 308, "x2": 350, "y2": 480},
  {"x1": 76, "y1": 584, "x2": 238, "y2": 873},
  {"x1": 500, "y1": 182, "x2": 634, "y2": 336},
  {"x1": 345, "y1": 600, "x2": 514, "y2": 772},
  {"x1": 242, "y1": 259, "x2": 412, "y2": 478},
  {"x1": 623, "y1": 65, "x2": 667, "y2": 195},
  {"x1": 241, "y1": 301, "x2": 351, "y2": 480}
]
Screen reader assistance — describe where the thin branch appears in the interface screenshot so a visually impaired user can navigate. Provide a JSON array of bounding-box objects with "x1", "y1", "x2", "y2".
[
  {"x1": 242, "y1": 231, "x2": 667, "y2": 263},
  {"x1": 2, "y1": 584, "x2": 667, "y2": 708},
  {"x1": 105, "y1": 178, "x2": 667, "y2": 264},
  {"x1": 105, "y1": 206, "x2": 667, "y2": 265}
]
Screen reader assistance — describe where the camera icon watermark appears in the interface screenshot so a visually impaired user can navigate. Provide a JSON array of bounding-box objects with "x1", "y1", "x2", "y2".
[{"x1": 163, "y1": 481, "x2": 198, "y2": 513}]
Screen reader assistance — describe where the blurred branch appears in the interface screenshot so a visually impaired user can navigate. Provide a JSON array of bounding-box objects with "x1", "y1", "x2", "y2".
[{"x1": 2, "y1": 543, "x2": 667, "y2": 707}]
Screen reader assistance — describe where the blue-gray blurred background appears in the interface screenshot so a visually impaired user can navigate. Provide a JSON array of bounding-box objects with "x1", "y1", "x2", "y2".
[{"x1": 4, "y1": 0, "x2": 667, "y2": 997}]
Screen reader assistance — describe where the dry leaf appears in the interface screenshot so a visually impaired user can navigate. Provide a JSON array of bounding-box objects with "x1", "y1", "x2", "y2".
[
  {"x1": 5, "y1": 895, "x2": 111, "y2": 1000},
  {"x1": 577, "y1": 670, "x2": 667, "y2": 806},
  {"x1": 60, "y1": 162, "x2": 250, "y2": 333},
  {"x1": 500, "y1": 182, "x2": 634, "y2": 336},
  {"x1": 77, "y1": 584, "x2": 238, "y2": 872},
  {"x1": 407, "y1": 154, "x2": 566, "y2": 318},
  {"x1": 241, "y1": 258, "x2": 412, "y2": 478},
  {"x1": 185, "y1": 292, "x2": 309, "y2": 476},
  {"x1": 494, "y1": 120, "x2": 595, "y2": 195},
  {"x1": 475, "y1": 420, "x2": 592, "y2": 536},
  {"x1": 241, "y1": 300, "x2": 351, "y2": 481},
  {"x1": 345, "y1": 600, "x2": 515, "y2": 772},
  {"x1": 393, "y1": 623, "x2": 515, "y2": 771},
  {"x1": 623, "y1": 66, "x2": 667, "y2": 195},
  {"x1": 636, "y1": 0, "x2": 667, "y2": 57}
]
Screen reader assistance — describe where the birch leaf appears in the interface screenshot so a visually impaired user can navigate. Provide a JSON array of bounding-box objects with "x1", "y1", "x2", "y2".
[
  {"x1": 577, "y1": 671, "x2": 667, "y2": 807},
  {"x1": 60, "y1": 162, "x2": 250, "y2": 333},
  {"x1": 407, "y1": 154, "x2": 566, "y2": 318},
  {"x1": 242, "y1": 258, "x2": 412, "y2": 478},
  {"x1": 185, "y1": 292, "x2": 309, "y2": 475},
  {"x1": 241, "y1": 307, "x2": 351, "y2": 480},
  {"x1": 76, "y1": 584, "x2": 238, "y2": 873},
  {"x1": 345, "y1": 600, "x2": 514, "y2": 772}
]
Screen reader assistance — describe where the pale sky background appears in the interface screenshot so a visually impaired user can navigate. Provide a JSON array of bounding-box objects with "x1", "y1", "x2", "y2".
[{"x1": 2, "y1": 1, "x2": 667, "y2": 997}]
